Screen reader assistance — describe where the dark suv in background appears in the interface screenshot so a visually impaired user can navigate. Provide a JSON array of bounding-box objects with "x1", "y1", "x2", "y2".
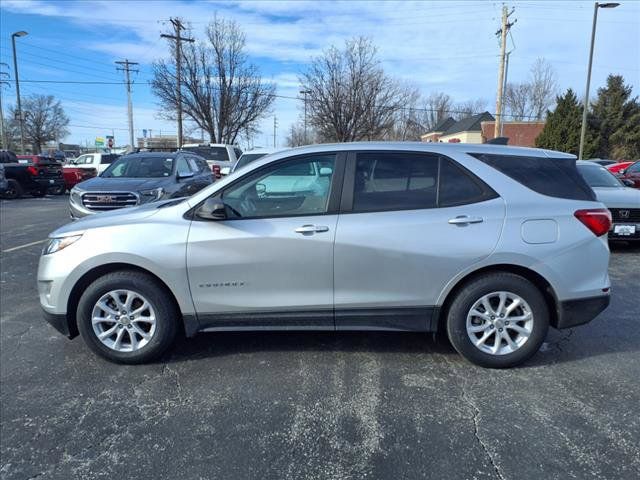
[{"x1": 69, "y1": 151, "x2": 213, "y2": 218}]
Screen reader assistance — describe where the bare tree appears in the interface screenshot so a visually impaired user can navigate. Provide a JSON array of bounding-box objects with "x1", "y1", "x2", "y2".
[
  {"x1": 452, "y1": 98, "x2": 488, "y2": 120},
  {"x1": 421, "y1": 91, "x2": 454, "y2": 131},
  {"x1": 9, "y1": 95, "x2": 69, "y2": 153},
  {"x1": 529, "y1": 58, "x2": 558, "y2": 119},
  {"x1": 152, "y1": 16, "x2": 275, "y2": 144},
  {"x1": 504, "y1": 58, "x2": 557, "y2": 121},
  {"x1": 386, "y1": 85, "x2": 425, "y2": 141},
  {"x1": 285, "y1": 122, "x2": 308, "y2": 147},
  {"x1": 300, "y1": 37, "x2": 409, "y2": 142}
]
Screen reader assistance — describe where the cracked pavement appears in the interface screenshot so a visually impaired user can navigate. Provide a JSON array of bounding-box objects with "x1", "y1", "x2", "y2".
[{"x1": 1, "y1": 196, "x2": 639, "y2": 479}]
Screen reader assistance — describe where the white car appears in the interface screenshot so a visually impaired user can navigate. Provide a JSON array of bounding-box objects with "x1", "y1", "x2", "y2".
[
  {"x1": 232, "y1": 147, "x2": 282, "y2": 173},
  {"x1": 181, "y1": 144, "x2": 242, "y2": 177},
  {"x1": 67, "y1": 153, "x2": 120, "y2": 175},
  {"x1": 577, "y1": 161, "x2": 640, "y2": 241}
]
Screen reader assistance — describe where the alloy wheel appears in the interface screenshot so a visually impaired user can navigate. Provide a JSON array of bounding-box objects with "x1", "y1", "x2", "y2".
[
  {"x1": 466, "y1": 291, "x2": 534, "y2": 356},
  {"x1": 91, "y1": 289, "x2": 157, "y2": 352}
]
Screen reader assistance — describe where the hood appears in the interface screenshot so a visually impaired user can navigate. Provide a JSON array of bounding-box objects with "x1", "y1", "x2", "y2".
[
  {"x1": 50, "y1": 198, "x2": 182, "y2": 237},
  {"x1": 592, "y1": 187, "x2": 640, "y2": 209},
  {"x1": 74, "y1": 176, "x2": 169, "y2": 191}
]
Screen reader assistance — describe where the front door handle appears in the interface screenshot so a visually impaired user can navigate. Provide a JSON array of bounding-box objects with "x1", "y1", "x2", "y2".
[
  {"x1": 448, "y1": 215, "x2": 484, "y2": 225},
  {"x1": 295, "y1": 225, "x2": 329, "y2": 234}
]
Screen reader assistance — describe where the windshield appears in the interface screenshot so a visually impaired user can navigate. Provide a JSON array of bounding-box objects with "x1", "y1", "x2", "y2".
[
  {"x1": 181, "y1": 146, "x2": 229, "y2": 162},
  {"x1": 578, "y1": 164, "x2": 624, "y2": 188},
  {"x1": 235, "y1": 153, "x2": 267, "y2": 170},
  {"x1": 102, "y1": 155, "x2": 175, "y2": 178}
]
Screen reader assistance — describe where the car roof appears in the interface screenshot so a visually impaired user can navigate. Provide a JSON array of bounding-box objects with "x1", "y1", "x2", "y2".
[
  {"x1": 262, "y1": 142, "x2": 575, "y2": 159},
  {"x1": 242, "y1": 148, "x2": 281, "y2": 155},
  {"x1": 121, "y1": 152, "x2": 179, "y2": 159}
]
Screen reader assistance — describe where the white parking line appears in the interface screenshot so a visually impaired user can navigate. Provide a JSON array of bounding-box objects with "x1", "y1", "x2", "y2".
[{"x1": 2, "y1": 239, "x2": 47, "y2": 253}]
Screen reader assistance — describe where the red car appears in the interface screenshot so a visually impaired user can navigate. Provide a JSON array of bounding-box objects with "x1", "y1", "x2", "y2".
[
  {"x1": 62, "y1": 165, "x2": 97, "y2": 191},
  {"x1": 606, "y1": 161, "x2": 634, "y2": 174},
  {"x1": 617, "y1": 161, "x2": 640, "y2": 188},
  {"x1": 16, "y1": 155, "x2": 66, "y2": 195}
]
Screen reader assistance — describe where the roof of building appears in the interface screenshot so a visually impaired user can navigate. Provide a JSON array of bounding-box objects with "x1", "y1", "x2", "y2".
[
  {"x1": 441, "y1": 112, "x2": 495, "y2": 136},
  {"x1": 430, "y1": 116, "x2": 456, "y2": 133}
]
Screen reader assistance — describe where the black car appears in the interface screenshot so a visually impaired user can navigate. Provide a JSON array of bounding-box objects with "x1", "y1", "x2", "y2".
[
  {"x1": 69, "y1": 151, "x2": 213, "y2": 219},
  {"x1": 0, "y1": 150, "x2": 65, "y2": 199}
]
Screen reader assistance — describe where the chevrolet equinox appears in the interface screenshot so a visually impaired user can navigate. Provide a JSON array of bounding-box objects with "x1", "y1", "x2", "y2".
[{"x1": 38, "y1": 143, "x2": 611, "y2": 368}]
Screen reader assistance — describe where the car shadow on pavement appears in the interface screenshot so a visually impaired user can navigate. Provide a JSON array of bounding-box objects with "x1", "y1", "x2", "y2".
[{"x1": 164, "y1": 330, "x2": 460, "y2": 364}]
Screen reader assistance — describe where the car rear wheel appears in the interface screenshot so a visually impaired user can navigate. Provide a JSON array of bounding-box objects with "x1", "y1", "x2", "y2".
[
  {"x1": 2, "y1": 179, "x2": 23, "y2": 199},
  {"x1": 77, "y1": 271, "x2": 178, "y2": 364},
  {"x1": 446, "y1": 272, "x2": 549, "y2": 368}
]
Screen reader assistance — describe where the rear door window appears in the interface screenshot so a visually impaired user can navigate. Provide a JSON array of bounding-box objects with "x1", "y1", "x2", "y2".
[
  {"x1": 352, "y1": 153, "x2": 438, "y2": 212},
  {"x1": 438, "y1": 158, "x2": 488, "y2": 207},
  {"x1": 470, "y1": 153, "x2": 595, "y2": 201}
]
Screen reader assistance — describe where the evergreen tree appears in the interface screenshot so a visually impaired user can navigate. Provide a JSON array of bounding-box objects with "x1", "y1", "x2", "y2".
[
  {"x1": 535, "y1": 88, "x2": 584, "y2": 156},
  {"x1": 587, "y1": 75, "x2": 640, "y2": 160}
]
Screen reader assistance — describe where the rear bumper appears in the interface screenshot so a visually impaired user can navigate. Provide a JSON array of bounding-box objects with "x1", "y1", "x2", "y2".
[
  {"x1": 555, "y1": 294, "x2": 610, "y2": 329},
  {"x1": 35, "y1": 177, "x2": 65, "y2": 190}
]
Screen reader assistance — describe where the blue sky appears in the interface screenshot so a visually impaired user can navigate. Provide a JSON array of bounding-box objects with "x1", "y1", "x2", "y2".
[{"x1": 1, "y1": 0, "x2": 638, "y2": 149}]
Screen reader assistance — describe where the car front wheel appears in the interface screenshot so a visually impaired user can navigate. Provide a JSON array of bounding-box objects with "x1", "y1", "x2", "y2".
[
  {"x1": 446, "y1": 272, "x2": 549, "y2": 368},
  {"x1": 77, "y1": 271, "x2": 178, "y2": 364}
]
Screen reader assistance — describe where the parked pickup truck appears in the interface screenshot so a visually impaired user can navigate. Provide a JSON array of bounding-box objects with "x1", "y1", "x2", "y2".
[
  {"x1": 66, "y1": 152, "x2": 120, "y2": 175},
  {"x1": 0, "y1": 151, "x2": 65, "y2": 199}
]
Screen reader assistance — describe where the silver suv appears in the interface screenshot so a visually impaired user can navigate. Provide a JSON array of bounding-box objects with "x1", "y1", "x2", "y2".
[{"x1": 38, "y1": 143, "x2": 611, "y2": 368}]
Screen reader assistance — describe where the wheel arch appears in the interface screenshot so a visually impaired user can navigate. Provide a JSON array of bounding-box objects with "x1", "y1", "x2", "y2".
[
  {"x1": 66, "y1": 262, "x2": 197, "y2": 339},
  {"x1": 436, "y1": 264, "x2": 560, "y2": 332}
]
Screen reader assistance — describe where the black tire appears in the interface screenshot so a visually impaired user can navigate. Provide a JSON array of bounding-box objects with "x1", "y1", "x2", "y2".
[
  {"x1": 446, "y1": 272, "x2": 549, "y2": 369},
  {"x1": 2, "y1": 179, "x2": 23, "y2": 199},
  {"x1": 77, "y1": 270, "x2": 179, "y2": 364},
  {"x1": 48, "y1": 184, "x2": 66, "y2": 195},
  {"x1": 31, "y1": 188, "x2": 47, "y2": 197}
]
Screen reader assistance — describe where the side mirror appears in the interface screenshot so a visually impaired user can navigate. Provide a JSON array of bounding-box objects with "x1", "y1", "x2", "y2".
[
  {"x1": 319, "y1": 167, "x2": 333, "y2": 176},
  {"x1": 177, "y1": 171, "x2": 195, "y2": 180},
  {"x1": 196, "y1": 198, "x2": 227, "y2": 220}
]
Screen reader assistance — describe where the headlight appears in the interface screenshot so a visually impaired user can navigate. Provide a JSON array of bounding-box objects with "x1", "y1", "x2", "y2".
[
  {"x1": 140, "y1": 187, "x2": 165, "y2": 201},
  {"x1": 42, "y1": 235, "x2": 82, "y2": 255},
  {"x1": 70, "y1": 186, "x2": 84, "y2": 204}
]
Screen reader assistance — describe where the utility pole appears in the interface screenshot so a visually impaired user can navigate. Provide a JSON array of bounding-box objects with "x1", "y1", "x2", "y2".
[
  {"x1": 299, "y1": 89, "x2": 311, "y2": 144},
  {"x1": 494, "y1": 6, "x2": 516, "y2": 138},
  {"x1": 161, "y1": 18, "x2": 194, "y2": 150},
  {"x1": 11, "y1": 31, "x2": 28, "y2": 154},
  {"x1": 273, "y1": 116, "x2": 278, "y2": 148},
  {"x1": 115, "y1": 59, "x2": 138, "y2": 149},
  {"x1": 0, "y1": 63, "x2": 9, "y2": 149}
]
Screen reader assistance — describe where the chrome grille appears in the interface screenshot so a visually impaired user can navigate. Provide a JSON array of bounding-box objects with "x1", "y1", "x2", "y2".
[
  {"x1": 82, "y1": 191, "x2": 139, "y2": 211},
  {"x1": 610, "y1": 208, "x2": 640, "y2": 223}
]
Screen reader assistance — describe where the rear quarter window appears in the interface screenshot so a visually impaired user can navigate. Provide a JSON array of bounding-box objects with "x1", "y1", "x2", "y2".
[{"x1": 469, "y1": 153, "x2": 596, "y2": 201}]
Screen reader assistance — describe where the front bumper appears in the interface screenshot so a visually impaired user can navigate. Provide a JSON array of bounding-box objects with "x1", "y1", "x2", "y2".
[
  {"x1": 42, "y1": 308, "x2": 76, "y2": 338},
  {"x1": 69, "y1": 199, "x2": 94, "y2": 219},
  {"x1": 608, "y1": 223, "x2": 640, "y2": 241},
  {"x1": 555, "y1": 294, "x2": 610, "y2": 329}
]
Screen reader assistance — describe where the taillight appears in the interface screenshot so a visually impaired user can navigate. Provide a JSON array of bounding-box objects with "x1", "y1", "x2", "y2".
[
  {"x1": 212, "y1": 164, "x2": 221, "y2": 179},
  {"x1": 574, "y1": 208, "x2": 612, "y2": 236},
  {"x1": 27, "y1": 166, "x2": 38, "y2": 176}
]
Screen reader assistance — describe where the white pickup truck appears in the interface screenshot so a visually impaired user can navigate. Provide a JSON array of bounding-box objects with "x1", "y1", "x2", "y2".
[{"x1": 66, "y1": 153, "x2": 120, "y2": 175}]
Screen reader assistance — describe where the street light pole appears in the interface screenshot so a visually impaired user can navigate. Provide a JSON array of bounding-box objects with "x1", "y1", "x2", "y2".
[
  {"x1": 579, "y1": 2, "x2": 619, "y2": 160},
  {"x1": 11, "y1": 31, "x2": 28, "y2": 154}
]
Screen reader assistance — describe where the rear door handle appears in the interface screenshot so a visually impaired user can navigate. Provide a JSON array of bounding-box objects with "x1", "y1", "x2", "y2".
[
  {"x1": 295, "y1": 225, "x2": 329, "y2": 234},
  {"x1": 448, "y1": 215, "x2": 484, "y2": 225}
]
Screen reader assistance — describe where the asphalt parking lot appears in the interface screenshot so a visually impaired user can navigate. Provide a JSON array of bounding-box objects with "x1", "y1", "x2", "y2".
[{"x1": 1, "y1": 195, "x2": 639, "y2": 480}]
